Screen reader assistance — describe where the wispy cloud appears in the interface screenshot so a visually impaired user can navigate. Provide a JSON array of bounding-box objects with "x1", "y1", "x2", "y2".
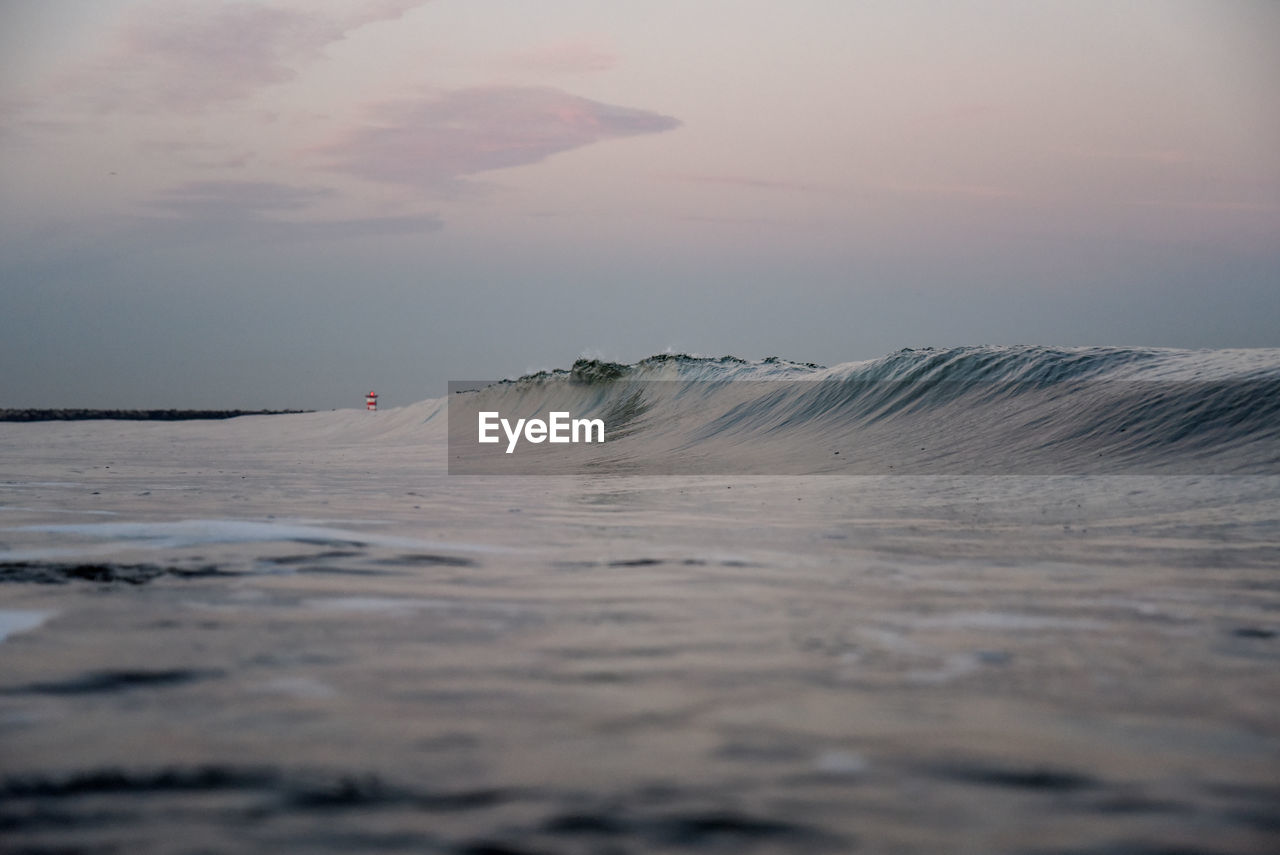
[
  {"x1": 1054, "y1": 147, "x2": 1197, "y2": 166},
  {"x1": 666, "y1": 173, "x2": 1020, "y2": 201},
  {"x1": 506, "y1": 39, "x2": 618, "y2": 74},
  {"x1": 663, "y1": 173, "x2": 834, "y2": 193},
  {"x1": 144, "y1": 180, "x2": 442, "y2": 240},
  {"x1": 62, "y1": 0, "x2": 430, "y2": 113},
  {"x1": 148, "y1": 181, "x2": 332, "y2": 219},
  {"x1": 138, "y1": 140, "x2": 253, "y2": 170},
  {"x1": 678, "y1": 214, "x2": 775, "y2": 226},
  {"x1": 0, "y1": 96, "x2": 58, "y2": 145},
  {"x1": 1126, "y1": 198, "x2": 1280, "y2": 214},
  {"x1": 882, "y1": 180, "x2": 1022, "y2": 200},
  {"x1": 317, "y1": 86, "x2": 681, "y2": 191}
]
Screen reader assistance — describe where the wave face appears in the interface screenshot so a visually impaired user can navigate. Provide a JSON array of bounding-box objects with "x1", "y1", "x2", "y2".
[{"x1": 448, "y1": 347, "x2": 1280, "y2": 474}]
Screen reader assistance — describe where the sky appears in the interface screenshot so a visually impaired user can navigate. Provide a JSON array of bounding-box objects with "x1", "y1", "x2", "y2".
[{"x1": 1, "y1": 0, "x2": 1278, "y2": 409}]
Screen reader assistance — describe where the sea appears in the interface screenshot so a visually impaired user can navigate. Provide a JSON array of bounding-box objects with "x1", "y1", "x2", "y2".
[{"x1": 2, "y1": 346, "x2": 1278, "y2": 854}]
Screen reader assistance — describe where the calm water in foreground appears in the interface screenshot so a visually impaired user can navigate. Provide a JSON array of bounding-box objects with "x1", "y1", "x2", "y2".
[{"x1": 2, "y1": 410, "x2": 1278, "y2": 854}]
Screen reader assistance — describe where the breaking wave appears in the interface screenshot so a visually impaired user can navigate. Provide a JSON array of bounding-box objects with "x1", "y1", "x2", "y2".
[{"x1": 447, "y1": 347, "x2": 1280, "y2": 474}]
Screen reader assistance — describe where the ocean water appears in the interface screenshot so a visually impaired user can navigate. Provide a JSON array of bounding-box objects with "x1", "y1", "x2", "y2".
[{"x1": 2, "y1": 346, "x2": 1278, "y2": 854}]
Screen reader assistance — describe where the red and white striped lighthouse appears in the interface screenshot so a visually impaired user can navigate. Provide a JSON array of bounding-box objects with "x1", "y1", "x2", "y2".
[{"x1": 365, "y1": 391, "x2": 378, "y2": 411}]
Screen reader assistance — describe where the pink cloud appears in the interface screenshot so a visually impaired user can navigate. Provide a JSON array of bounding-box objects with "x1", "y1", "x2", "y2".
[
  {"x1": 508, "y1": 39, "x2": 619, "y2": 74},
  {"x1": 316, "y1": 86, "x2": 681, "y2": 191},
  {"x1": 64, "y1": 0, "x2": 431, "y2": 113}
]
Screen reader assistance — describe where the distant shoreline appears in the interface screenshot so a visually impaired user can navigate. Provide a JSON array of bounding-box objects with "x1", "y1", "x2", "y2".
[{"x1": 0, "y1": 409, "x2": 314, "y2": 422}]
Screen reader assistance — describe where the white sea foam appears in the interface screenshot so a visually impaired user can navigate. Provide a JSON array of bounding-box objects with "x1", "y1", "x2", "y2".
[
  {"x1": 304, "y1": 596, "x2": 449, "y2": 615},
  {"x1": 0, "y1": 506, "x2": 120, "y2": 516},
  {"x1": 0, "y1": 610, "x2": 55, "y2": 643},
  {"x1": 813, "y1": 750, "x2": 869, "y2": 776},
  {"x1": 912, "y1": 611, "x2": 1106, "y2": 631},
  {"x1": 6, "y1": 519, "x2": 518, "y2": 555},
  {"x1": 302, "y1": 596, "x2": 527, "y2": 617},
  {"x1": 906, "y1": 652, "x2": 983, "y2": 684}
]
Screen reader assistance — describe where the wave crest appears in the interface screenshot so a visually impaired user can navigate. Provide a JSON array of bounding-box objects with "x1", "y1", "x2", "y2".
[{"x1": 449, "y1": 347, "x2": 1280, "y2": 474}]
